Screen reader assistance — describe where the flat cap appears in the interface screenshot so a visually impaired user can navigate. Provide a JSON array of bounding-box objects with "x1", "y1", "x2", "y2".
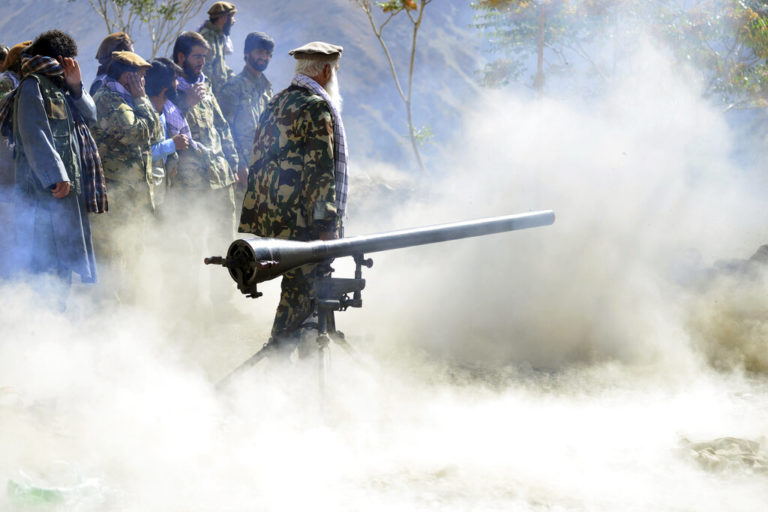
[
  {"x1": 289, "y1": 41, "x2": 343, "y2": 59},
  {"x1": 0, "y1": 40, "x2": 31, "y2": 72},
  {"x1": 111, "y1": 50, "x2": 151, "y2": 69},
  {"x1": 245, "y1": 32, "x2": 275, "y2": 54},
  {"x1": 96, "y1": 32, "x2": 133, "y2": 63},
  {"x1": 208, "y1": 1, "x2": 236, "y2": 17}
]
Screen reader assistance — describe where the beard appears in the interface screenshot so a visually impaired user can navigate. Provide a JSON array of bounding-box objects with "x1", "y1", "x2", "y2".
[
  {"x1": 183, "y1": 61, "x2": 201, "y2": 82},
  {"x1": 324, "y1": 69, "x2": 343, "y2": 113},
  {"x1": 223, "y1": 19, "x2": 233, "y2": 36},
  {"x1": 166, "y1": 86, "x2": 178, "y2": 103},
  {"x1": 247, "y1": 54, "x2": 268, "y2": 72}
]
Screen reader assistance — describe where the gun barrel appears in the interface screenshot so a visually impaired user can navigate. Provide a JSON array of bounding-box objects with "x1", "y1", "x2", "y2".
[
  {"x1": 212, "y1": 210, "x2": 554, "y2": 296},
  {"x1": 315, "y1": 210, "x2": 555, "y2": 259}
]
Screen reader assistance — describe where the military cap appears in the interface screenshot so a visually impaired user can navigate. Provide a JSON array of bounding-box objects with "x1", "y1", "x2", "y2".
[
  {"x1": 0, "y1": 40, "x2": 31, "y2": 72},
  {"x1": 95, "y1": 32, "x2": 133, "y2": 65},
  {"x1": 289, "y1": 41, "x2": 343, "y2": 59},
  {"x1": 245, "y1": 32, "x2": 275, "y2": 54},
  {"x1": 208, "y1": 1, "x2": 237, "y2": 17},
  {"x1": 111, "y1": 50, "x2": 151, "y2": 69}
]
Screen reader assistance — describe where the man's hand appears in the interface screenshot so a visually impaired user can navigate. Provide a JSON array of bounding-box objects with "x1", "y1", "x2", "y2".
[
  {"x1": 236, "y1": 165, "x2": 248, "y2": 187},
  {"x1": 51, "y1": 181, "x2": 71, "y2": 198},
  {"x1": 185, "y1": 83, "x2": 205, "y2": 108},
  {"x1": 125, "y1": 72, "x2": 146, "y2": 98},
  {"x1": 173, "y1": 133, "x2": 190, "y2": 150},
  {"x1": 60, "y1": 57, "x2": 82, "y2": 97}
]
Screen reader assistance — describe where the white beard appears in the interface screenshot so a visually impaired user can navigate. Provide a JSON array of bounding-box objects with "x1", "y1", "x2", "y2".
[{"x1": 324, "y1": 69, "x2": 343, "y2": 113}]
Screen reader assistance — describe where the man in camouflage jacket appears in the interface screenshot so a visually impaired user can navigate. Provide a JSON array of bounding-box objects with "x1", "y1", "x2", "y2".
[
  {"x1": 90, "y1": 50, "x2": 160, "y2": 302},
  {"x1": 199, "y1": 1, "x2": 236, "y2": 98},
  {"x1": 172, "y1": 31, "x2": 239, "y2": 302},
  {"x1": 239, "y1": 41, "x2": 348, "y2": 346},
  {"x1": 218, "y1": 31, "x2": 273, "y2": 196},
  {"x1": 92, "y1": 51, "x2": 159, "y2": 214}
]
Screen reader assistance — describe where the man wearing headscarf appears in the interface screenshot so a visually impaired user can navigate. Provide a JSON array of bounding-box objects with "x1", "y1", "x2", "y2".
[
  {"x1": 198, "y1": 1, "x2": 237, "y2": 97},
  {"x1": 0, "y1": 30, "x2": 104, "y2": 306},
  {"x1": 144, "y1": 57, "x2": 190, "y2": 211},
  {"x1": 0, "y1": 41, "x2": 32, "y2": 98},
  {"x1": 90, "y1": 50, "x2": 160, "y2": 302},
  {"x1": 239, "y1": 41, "x2": 349, "y2": 349},
  {"x1": 89, "y1": 32, "x2": 134, "y2": 96},
  {"x1": 92, "y1": 50, "x2": 159, "y2": 214},
  {"x1": 218, "y1": 31, "x2": 274, "y2": 199},
  {"x1": 0, "y1": 41, "x2": 33, "y2": 278},
  {"x1": 171, "y1": 30, "x2": 239, "y2": 304}
]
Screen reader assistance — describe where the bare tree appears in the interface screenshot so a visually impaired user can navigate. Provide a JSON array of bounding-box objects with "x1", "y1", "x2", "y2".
[
  {"x1": 77, "y1": 0, "x2": 206, "y2": 58},
  {"x1": 355, "y1": 0, "x2": 433, "y2": 172}
]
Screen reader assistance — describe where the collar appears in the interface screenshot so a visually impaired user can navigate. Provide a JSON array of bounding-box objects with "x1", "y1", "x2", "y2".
[
  {"x1": 203, "y1": 20, "x2": 223, "y2": 35},
  {"x1": 108, "y1": 79, "x2": 131, "y2": 97},
  {"x1": 242, "y1": 65, "x2": 270, "y2": 85},
  {"x1": 177, "y1": 73, "x2": 206, "y2": 91}
]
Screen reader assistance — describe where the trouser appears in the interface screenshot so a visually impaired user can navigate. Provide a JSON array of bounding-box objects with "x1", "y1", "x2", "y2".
[
  {"x1": 271, "y1": 261, "x2": 333, "y2": 337},
  {"x1": 164, "y1": 183, "x2": 236, "y2": 305},
  {"x1": 89, "y1": 183, "x2": 153, "y2": 303}
]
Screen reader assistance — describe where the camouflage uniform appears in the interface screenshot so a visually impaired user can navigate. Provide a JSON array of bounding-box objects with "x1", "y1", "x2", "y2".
[
  {"x1": 0, "y1": 71, "x2": 19, "y2": 194},
  {"x1": 239, "y1": 84, "x2": 341, "y2": 336},
  {"x1": 174, "y1": 78, "x2": 238, "y2": 192},
  {"x1": 90, "y1": 84, "x2": 160, "y2": 301},
  {"x1": 0, "y1": 71, "x2": 19, "y2": 98},
  {"x1": 149, "y1": 105, "x2": 172, "y2": 212},
  {"x1": 199, "y1": 21, "x2": 234, "y2": 98},
  {"x1": 218, "y1": 65, "x2": 272, "y2": 171},
  {"x1": 91, "y1": 85, "x2": 160, "y2": 213},
  {"x1": 172, "y1": 76, "x2": 239, "y2": 301}
]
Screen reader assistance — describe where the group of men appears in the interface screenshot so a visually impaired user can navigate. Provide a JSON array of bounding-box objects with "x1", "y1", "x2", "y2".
[{"x1": 0, "y1": 1, "x2": 349, "y2": 346}]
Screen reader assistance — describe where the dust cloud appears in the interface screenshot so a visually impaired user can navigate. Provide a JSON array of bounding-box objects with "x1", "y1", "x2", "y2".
[{"x1": 2, "y1": 25, "x2": 768, "y2": 512}]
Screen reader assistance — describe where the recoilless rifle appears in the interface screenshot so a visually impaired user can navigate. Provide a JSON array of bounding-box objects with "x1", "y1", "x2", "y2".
[{"x1": 205, "y1": 210, "x2": 555, "y2": 387}]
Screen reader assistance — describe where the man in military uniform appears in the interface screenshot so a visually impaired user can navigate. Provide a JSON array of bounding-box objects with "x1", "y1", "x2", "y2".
[
  {"x1": 92, "y1": 51, "x2": 159, "y2": 216},
  {"x1": 239, "y1": 41, "x2": 348, "y2": 347},
  {"x1": 198, "y1": 1, "x2": 237, "y2": 98},
  {"x1": 145, "y1": 57, "x2": 190, "y2": 213},
  {"x1": 0, "y1": 42, "x2": 32, "y2": 279},
  {"x1": 0, "y1": 41, "x2": 32, "y2": 98},
  {"x1": 2, "y1": 30, "x2": 100, "y2": 305},
  {"x1": 0, "y1": 41, "x2": 32, "y2": 268},
  {"x1": 218, "y1": 31, "x2": 274, "y2": 201},
  {"x1": 91, "y1": 50, "x2": 160, "y2": 301},
  {"x1": 172, "y1": 31, "x2": 239, "y2": 303}
]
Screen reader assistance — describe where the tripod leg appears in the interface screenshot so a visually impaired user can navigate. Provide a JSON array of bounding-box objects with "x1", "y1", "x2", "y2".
[
  {"x1": 315, "y1": 308, "x2": 332, "y2": 396},
  {"x1": 215, "y1": 337, "x2": 287, "y2": 391},
  {"x1": 325, "y1": 310, "x2": 373, "y2": 371},
  {"x1": 217, "y1": 349, "x2": 267, "y2": 391}
]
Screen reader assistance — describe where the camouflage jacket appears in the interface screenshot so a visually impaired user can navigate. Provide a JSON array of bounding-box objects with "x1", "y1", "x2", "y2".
[
  {"x1": 218, "y1": 66, "x2": 272, "y2": 167},
  {"x1": 92, "y1": 84, "x2": 160, "y2": 209},
  {"x1": 199, "y1": 21, "x2": 235, "y2": 98},
  {"x1": 0, "y1": 71, "x2": 20, "y2": 99},
  {"x1": 175, "y1": 77, "x2": 238, "y2": 189},
  {"x1": 239, "y1": 84, "x2": 339, "y2": 241}
]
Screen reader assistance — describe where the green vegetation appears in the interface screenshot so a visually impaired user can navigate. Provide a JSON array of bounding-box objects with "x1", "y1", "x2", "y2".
[
  {"x1": 70, "y1": 0, "x2": 206, "y2": 58},
  {"x1": 473, "y1": 0, "x2": 768, "y2": 106}
]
